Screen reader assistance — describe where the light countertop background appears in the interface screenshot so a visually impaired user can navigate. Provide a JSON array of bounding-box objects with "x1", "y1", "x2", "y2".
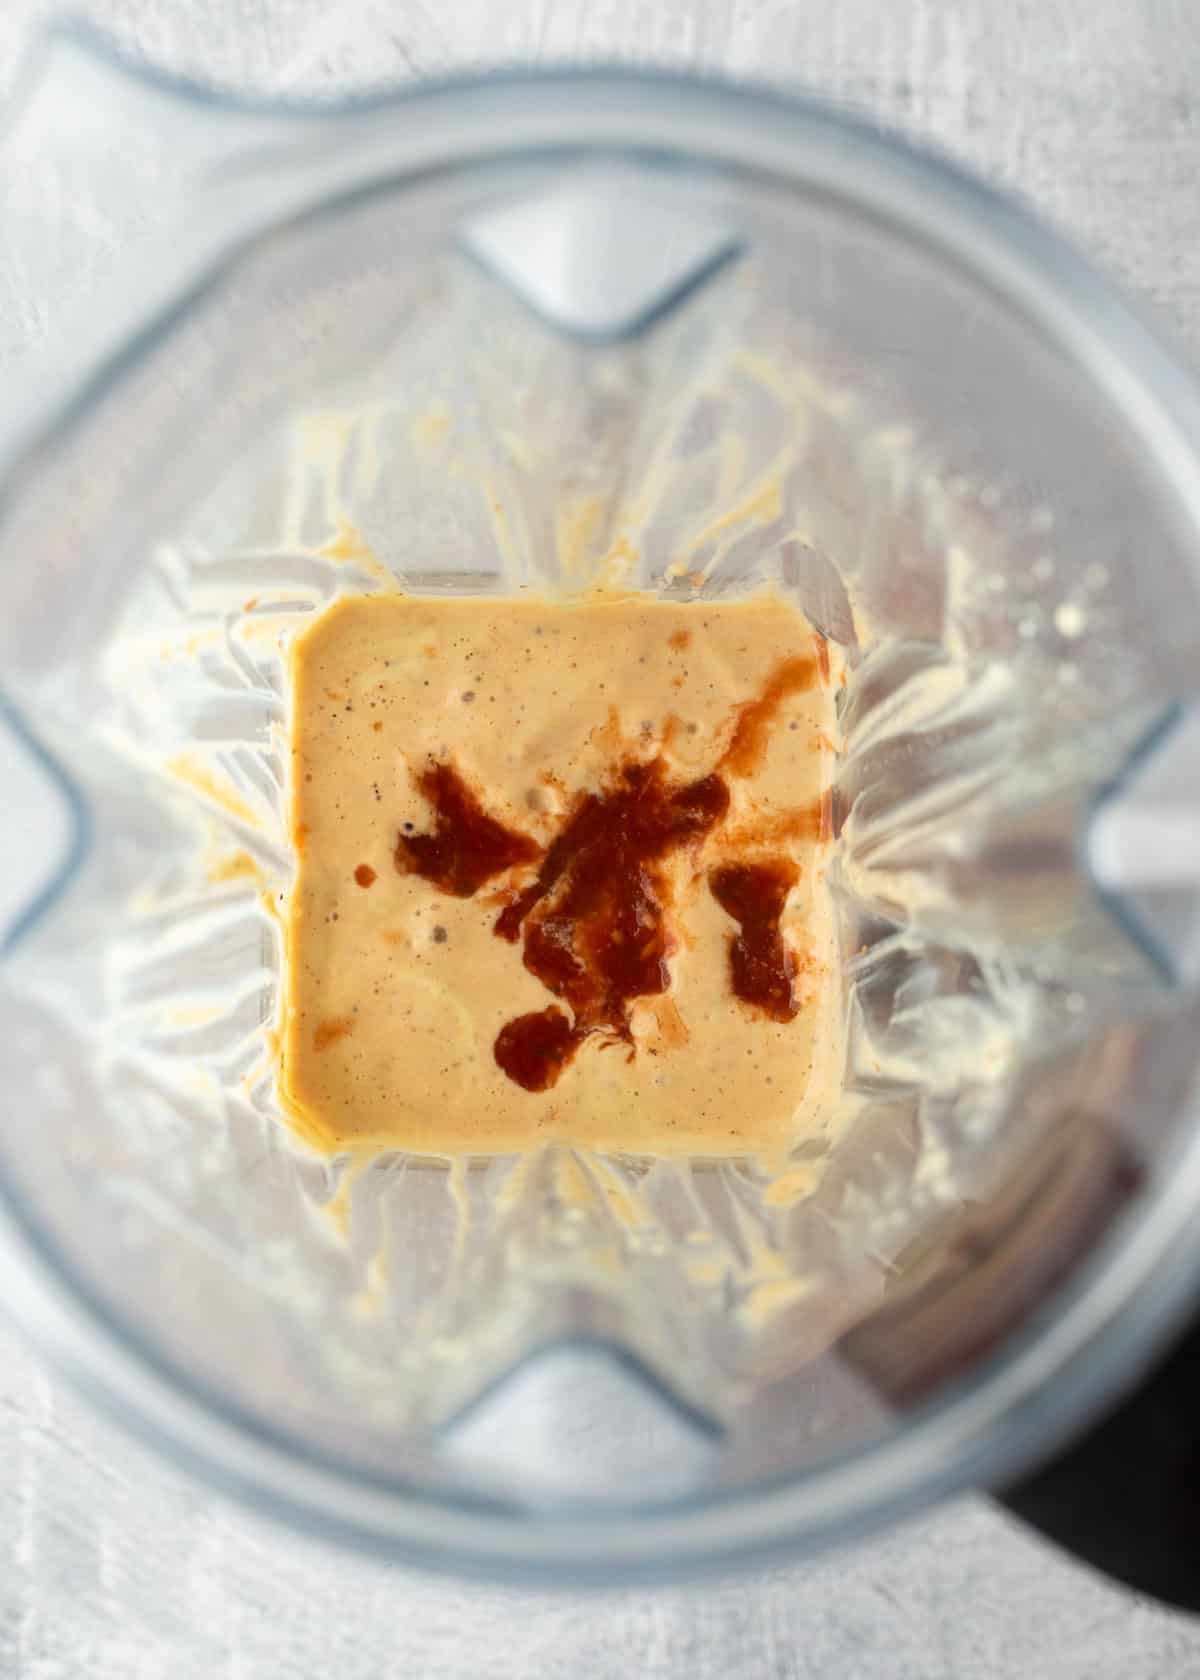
[{"x1": 4, "y1": 3, "x2": 1200, "y2": 1676}]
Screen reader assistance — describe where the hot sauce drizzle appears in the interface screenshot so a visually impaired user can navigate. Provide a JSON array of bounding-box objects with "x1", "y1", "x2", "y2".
[
  {"x1": 392, "y1": 653, "x2": 822, "y2": 1090},
  {"x1": 394, "y1": 762, "x2": 540, "y2": 896},
  {"x1": 709, "y1": 858, "x2": 800, "y2": 1022},
  {"x1": 494, "y1": 758, "x2": 729, "y2": 1089}
]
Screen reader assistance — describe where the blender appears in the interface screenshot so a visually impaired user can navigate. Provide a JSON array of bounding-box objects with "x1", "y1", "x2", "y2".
[{"x1": 2, "y1": 25, "x2": 1200, "y2": 1591}]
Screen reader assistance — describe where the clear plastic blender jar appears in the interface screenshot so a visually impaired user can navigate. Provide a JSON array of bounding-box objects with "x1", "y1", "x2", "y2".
[{"x1": 3, "y1": 28, "x2": 1200, "y2": 1586}]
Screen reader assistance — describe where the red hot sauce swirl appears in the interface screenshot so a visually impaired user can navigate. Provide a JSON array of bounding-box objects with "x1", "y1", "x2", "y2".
[
  {"x1": 494, "y1": 759, "x2": 729, "y2": 1089},
  {"x1": 709, "y1": 858, "x2": 801, "y2": 1022},
  {"x1": 394, "y1": 761, "x2": 540, "y2": 895},
  {"x1": 394, "y1": 652, "x2": 821, "y2": 1093}
]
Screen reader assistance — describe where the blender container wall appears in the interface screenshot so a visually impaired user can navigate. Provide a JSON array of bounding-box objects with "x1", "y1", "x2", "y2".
[{"x1": 3, "y1": 32, "x2": 1200, "y2": 1578}]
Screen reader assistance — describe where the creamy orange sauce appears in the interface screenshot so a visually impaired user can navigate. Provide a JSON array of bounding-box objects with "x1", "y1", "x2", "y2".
[{"x1": 279, "y1": 594, "x2": 838, "y2": 1157}]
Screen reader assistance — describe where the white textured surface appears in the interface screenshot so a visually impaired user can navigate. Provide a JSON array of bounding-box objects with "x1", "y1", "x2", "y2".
[
  {"x1": 5, "y1": 1, "x2": 1200, "y2": 1673},
  {"x1": 5, "y1": 1337, "x2": 1200, "y2": 1678}
]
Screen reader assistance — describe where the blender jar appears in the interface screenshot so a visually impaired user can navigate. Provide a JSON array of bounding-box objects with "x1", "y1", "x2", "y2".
[{"x1": 3, "y1": 27, "x2": 1200, "y2": 1584}]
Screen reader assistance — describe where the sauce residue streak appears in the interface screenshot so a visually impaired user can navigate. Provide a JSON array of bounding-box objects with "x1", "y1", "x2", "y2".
[
  {"x1": 314, "y1": 1015, "x2": 354, "y2": 1052},
  {"x1": 719, "y1": 655, "x2": 816, "y2": 777}
]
